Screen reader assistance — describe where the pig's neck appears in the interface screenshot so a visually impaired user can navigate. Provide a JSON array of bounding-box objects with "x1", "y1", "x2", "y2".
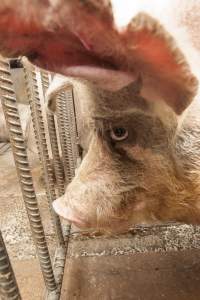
[
  {"x1": 175, "y1": 97, "x2": 200, "y2": 173},
  {"x1": 174, "y1": 98, "x2": 200, "y2": 222}
]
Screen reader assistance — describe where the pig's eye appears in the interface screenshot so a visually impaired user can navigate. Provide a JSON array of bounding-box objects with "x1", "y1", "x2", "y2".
[{"x1": 110, "y1": 126, "x2": 128, "y2": 141}]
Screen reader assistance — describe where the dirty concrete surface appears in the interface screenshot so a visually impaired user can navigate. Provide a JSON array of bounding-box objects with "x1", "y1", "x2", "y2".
[
  {"x1": 1, "y1": 144, "x2": 200, "y2": 300},
  {"x1": 61, "y1": 250, "x2": 200, "y2": 300},
  {"x1": 60, "y1": 226, "x2": 200, "y2": 299}
]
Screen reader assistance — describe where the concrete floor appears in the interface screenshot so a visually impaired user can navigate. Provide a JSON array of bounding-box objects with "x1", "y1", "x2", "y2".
[{"x1": 1, "y1": 143, "x2": 200, "y2": 300}]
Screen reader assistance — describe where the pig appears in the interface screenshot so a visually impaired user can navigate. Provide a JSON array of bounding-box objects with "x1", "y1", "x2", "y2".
[
  {"x1": 0, "y1": 0, "x2": 200, "y2": 232},
  {"x1": 48, "y1": 74, "x2": 200, "y2": 232}
]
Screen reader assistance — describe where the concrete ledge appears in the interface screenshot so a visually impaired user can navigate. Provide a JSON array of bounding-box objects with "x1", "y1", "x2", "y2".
[
  {"x1": 61, "y1": 249, "x2": 200, "y2": 300},
  {"x1": 68, "y1": 224, "x2": 200, "y2": 258}
]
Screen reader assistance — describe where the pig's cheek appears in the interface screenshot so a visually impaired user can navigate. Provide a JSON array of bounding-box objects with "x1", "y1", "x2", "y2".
[
  {"x1": 121, "y1": 144, "x2": 150, "y2": 161},
  {"x1": 130, "y1": 201, "x2": 148, "y2": 222}
]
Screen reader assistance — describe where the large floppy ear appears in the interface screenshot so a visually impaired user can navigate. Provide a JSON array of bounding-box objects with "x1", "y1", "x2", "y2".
[
  {"x1": 0, "y1": 2, "x2": 198, "y2": 114},
  {"x1": 0, "y1": 0, "x2": 121, "y2": 73},
  {"x1": 122, "y1": 13, "x2": 199, "y2": 114}
]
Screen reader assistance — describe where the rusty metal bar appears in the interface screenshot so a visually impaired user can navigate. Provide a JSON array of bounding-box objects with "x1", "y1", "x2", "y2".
[
  {"x1": 23, "y1": 65, "x2": 64, "y2": 247},
  {"x1": 0, "y1": 230, "x2": 21, "y2": 300},
  {"x1": 40, "y1": 72, "x2": 65, "y2": 197},
  {"x1": 0, "y1": 58, "x2": 57, "y2": 293}
]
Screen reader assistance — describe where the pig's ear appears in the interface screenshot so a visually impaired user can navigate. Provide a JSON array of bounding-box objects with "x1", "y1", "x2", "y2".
[
  {"x1": 0, "y1": 0, "x2": 117, "y2": 71},
  {"x1": 0, "y1": 3, "x2": 198, "y2": 114},
  {"x1": 123, "y1": 13, "x2": 198, "y2": 114}
]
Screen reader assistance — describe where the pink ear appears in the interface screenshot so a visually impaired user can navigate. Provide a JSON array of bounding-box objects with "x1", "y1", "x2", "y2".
[
  {"x1": 120, "y1": 13, "x2": 198, "y2": 114},
  {"x1": 0, "y1": 3, "x2": 198, "y2": 114},
  {"x1": 0, "y1": 1, "x2": 137, "y2": 91},
  {"x1": 0, "y1": 0, "x2": 117, "y2": 71}
]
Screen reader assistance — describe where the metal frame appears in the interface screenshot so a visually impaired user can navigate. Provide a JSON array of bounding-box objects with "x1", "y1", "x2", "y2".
[{"x1": 0, "y1": 58, "x2": 78, "y2": 299}]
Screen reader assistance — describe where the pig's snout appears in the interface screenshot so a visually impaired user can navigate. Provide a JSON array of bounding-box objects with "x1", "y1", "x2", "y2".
[
  {"x1": 52, "y1": 134, "x2": 146, "y2": 231},
  {"x1": 52, "y1": 174, "x2": 139, "y2": 232},
  {"x1": 53, "y1": 197, "x2": 89, "y2": 228}
]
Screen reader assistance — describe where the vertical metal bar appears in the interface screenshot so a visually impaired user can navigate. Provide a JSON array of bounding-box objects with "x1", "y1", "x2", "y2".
[
  {"x1": 0, "y1": 230, "x2": 21, "y2": 300},
  {"x1": 65, "y1": 87, "x2": 79, "y2": 167},
  {"x1": 40, "y1": 72, "x2": 65, "y2": 197},
  {"x1": 49, "y1": 86, "x2": 79, "y2": 300},
  {"x1": 0, "y1": 58, "x2": 57, "y2": 292},
  {"x1": 56, "y1": 87, "x2": 78, "y2": 183},
  {"x1": 56, "y1": 92, "x2": 72, "y2": 183},
  {"x1": 38, "y1": 71, "x2": 68, "y2": 300},
  {"x1": 23, "y1": 65, "x2": 64, "y2": 246}
]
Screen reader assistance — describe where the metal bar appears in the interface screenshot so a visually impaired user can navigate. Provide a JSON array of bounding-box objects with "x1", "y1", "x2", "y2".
[
  {"x1": 56, "y1": 88, "x2": 78, "y2": 182},
  {"x1": 0, "y1": 230, "x2": 21, "y2": 300},
  {"x1": 56, "y1": 92, "x2": 73, "y2": 183},
  {"x1": 45, "y1": 245, "x2": 66, "y2": 300},
  {"x1": 23, "y1": 65, "x2": 65, "y2": 246},
  {"x1": 39, "y1": 71, "x2": 68, "y2": 300},
  {"x1": 40, "y1": 72, "x2": 65, "y2": 197},
  {"x1": 65, "y1": 87, "x2": 79, "y2": 168},
  {"x1": 45, "y1": 215, "x2": 72, "y2": 300},
  {"x1": 55, "y1": 85, "x2": 79, "y2": 245},
  {"x1": 0, "y1": 58, "x2": 57, "y2": 292}
]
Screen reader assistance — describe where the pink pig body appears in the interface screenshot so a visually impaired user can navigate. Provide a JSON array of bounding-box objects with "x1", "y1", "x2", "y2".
[{"x1": 0, "y1": 0, "x2": 200, "y2": 232}]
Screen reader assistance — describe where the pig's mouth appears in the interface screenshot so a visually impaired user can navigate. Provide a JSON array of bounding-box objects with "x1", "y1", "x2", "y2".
[
  {"x1": 53, "y1": 183, "x2": 153, "y2": 232},
  {"x1": 58, "y1": 209, "x2": 147, "y2": 234},
  {"x1": 53, "y1": 197, "x2": 131, "y2": 231}
]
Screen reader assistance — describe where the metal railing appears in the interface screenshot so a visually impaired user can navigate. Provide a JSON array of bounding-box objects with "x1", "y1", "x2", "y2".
[{"x1": 0, "y1": 57, "x2": 78, "y2": 299}]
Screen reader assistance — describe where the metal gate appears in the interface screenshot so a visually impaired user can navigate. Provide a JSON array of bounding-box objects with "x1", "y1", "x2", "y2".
[{"x1": 0, "y1": 57, "x2": 78, "y2": 300}]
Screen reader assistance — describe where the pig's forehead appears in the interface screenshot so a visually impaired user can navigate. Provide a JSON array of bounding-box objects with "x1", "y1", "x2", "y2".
[{"x1": 73, "y1": 79, "x2": 150, "y2": 118}]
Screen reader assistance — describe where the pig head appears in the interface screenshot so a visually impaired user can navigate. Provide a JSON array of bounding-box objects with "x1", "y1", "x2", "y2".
[
  {"x1": 48, "y1": 74, "x2": 200, "y2": 232},
  {"x1": 0, "y1": 1, "x2": 200, "y2": 232}
]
